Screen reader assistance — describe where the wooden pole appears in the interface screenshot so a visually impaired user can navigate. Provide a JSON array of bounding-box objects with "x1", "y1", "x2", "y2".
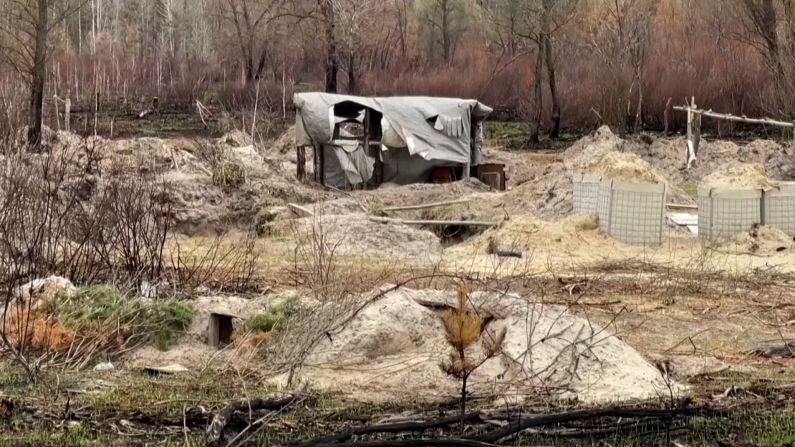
[
  {"x1": 297, "y1": 146, "x2": 306, "y2": 181},
  {"x1": 673, "y1": 106, "x2": 795, "y2": 128},
  {"x1": 368, "y1": 216, "x2": 498, "y2": 227}
]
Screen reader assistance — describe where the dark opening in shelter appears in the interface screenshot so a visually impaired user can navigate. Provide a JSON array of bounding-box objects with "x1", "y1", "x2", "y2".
[{"x1": 208, "y1": 313, "x2": 234, "y2": 348}]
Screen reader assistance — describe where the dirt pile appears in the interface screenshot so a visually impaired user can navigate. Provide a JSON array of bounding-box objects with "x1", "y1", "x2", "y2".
[
  {"x1": 289, "y1": 287, "x2": 683, "y2": 404},
  {"x1": 701, "y1": 162, "x2": 777, "y2": 190},
  {"x1": 714, "y1": 225, "x2": 795, "y2": 255},
  {"x1": 636, "y1": 137, "x2": 795, "y2": 188},
  {"x1": 45, "y1": 128, "x2": 329, "y2": 234},
  {"x1": 448, "y1": 214, "x2": 612, "y2": 258},
  {"x1": 276, "y1": 214, "x2": 443, "y2": 261},
  {"x1": 489, "y1": 126, "x2": 690, "y2": 219}
]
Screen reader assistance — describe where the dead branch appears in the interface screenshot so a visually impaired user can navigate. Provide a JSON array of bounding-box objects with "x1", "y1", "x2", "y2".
[
  {"x1": 291, "y1": 412, "x2": 484, "y2": 446},
  {"x1": 207, "y1": 393, "x2": 305, "y2": 444},
  {"x1": 300, "y1": 440, "x2": 511, "y2": 447},
  {"x1": 473, "y1": 405, "x2": 728, "y2": 443}
]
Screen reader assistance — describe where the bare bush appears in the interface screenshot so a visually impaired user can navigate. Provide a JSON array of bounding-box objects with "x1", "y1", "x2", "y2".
[{"x1": 168, "y1": 231, "x2": 260, "y2": 294}]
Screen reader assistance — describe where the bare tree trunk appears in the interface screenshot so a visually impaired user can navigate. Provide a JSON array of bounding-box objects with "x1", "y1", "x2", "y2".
[
  {"x1": 28, "y1": 0, "x2": 49, "y2": 147},
  {"x1": 633, "y1": 67, "x2": 643, "y2": 132},
  {"x1": 347, "y1": 52, "x2": 357, "y2": 94},
  {"x1": 544, "y1": 35, "x2": 561, "y2": 139},
  {"x1": 322, "y1": 0, "x2": 338, "y2": 93},
  {"x1": 529, "y1": 47, "x2": 543, "y2": 144},
  {"x1": 441, "y1": 0, "x2": 451, "y2": 63}
]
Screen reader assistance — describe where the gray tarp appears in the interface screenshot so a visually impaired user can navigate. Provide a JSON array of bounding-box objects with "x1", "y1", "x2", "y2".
[
  {"x1": 323, "y1": 143, "x2": 375, "y2": 189},
  {"x1": 294, "y1": 93, "x2": 492, "y2": 165}
]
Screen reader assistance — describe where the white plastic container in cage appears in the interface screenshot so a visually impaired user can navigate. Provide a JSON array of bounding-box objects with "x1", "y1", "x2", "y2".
[
  {"x1": 597, "y1": 180, "x2": 667, "y2": 245},
  {"x1": 572, "y1": 175, "x2": 602, "y2": 214},
  {"x1": 697, "y1": 187, "x2": 763, "y2": 240},
  {"x1": 763, "y1": 182, "x2": 795, "y2": 236}
]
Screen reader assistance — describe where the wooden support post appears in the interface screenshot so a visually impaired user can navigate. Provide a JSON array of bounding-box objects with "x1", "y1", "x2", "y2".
[
  {"x1": 663, "y1": 97, "x2": 672, "y2": 135},
  {"x1": 313, "y1": 144, "x2": 319, "y2": 182},
  {"x1": 319, "y1": 144, "x2": 326, "y2": 186},
  {"x1": 296, "y1": 146, "x2": 306, "y2": 181},
  {"x1": 685, "y1": 97, "x2": 700, "y2": 169}
]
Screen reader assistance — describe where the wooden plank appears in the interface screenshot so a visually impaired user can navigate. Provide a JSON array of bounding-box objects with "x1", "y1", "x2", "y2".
[
  {"x1": 382, "y1": 199, "x2": 471, "y2": 212},
  {"x1": 289, "y1": 203, "x2": 315, "y2": 217},
  {"x1": 667, "y1": 203, "x2": 698, "y2": 210},
  {"x1": 368, "y1": 216, "x2": 498, "y2": 227}
]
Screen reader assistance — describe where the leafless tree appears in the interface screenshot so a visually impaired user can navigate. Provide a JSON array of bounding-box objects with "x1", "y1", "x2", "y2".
[
  {"x1": 420, "y1": 0, "x2": 469, "y2": 64},
  {"x1": 480, "y1": 0, "x2": 578, "y2": 141},
  {"x1": 585, "y1": 0, "x2": 658, "y2": 132},
  {"x1": 0, "y1": 0, "x2": 84, "y2": 146}
]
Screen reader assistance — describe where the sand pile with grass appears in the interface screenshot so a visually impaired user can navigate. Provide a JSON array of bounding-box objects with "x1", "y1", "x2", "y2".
[
  {"x1": 701, "y1": 162, "x2": 777, "y2": 190},
  {"x1": 287, "y1": 287, "x2": 683, "y2": 404}
]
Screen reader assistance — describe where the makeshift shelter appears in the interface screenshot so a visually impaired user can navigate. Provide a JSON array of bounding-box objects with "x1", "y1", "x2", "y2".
[{"x1": 293, "y1": 93, "x2": 493, "y2": 189}]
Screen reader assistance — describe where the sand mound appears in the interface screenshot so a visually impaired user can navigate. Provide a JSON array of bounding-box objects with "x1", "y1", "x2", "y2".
[
  {"x1": 715, "y1": 225, "x2": 795, "y2": 254},
  {"x1": 581, "y1": 151, "x2": 666, "y2": 184},
  {"x1": 291, "y1": 287, "x2": 683, "y2": 404},
  {"x1": 496, "y1": 126, "x2": 691, "y2": 219},
  {"x1": 701, "y1": 162, "x2": 777, "y2": 190},
  {"x1": 283, "y1": 214, "x2": 443, "y2": 260},
  {"x1": 565, "y1": 127, "x2": 667, "y2": 185},
  {"x1": 450, "y1": 214, "x2": 610, "y2": 257}
]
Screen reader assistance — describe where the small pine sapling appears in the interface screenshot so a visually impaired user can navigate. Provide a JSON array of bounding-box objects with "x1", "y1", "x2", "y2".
[{"x1": 441, "y1": 282, "x2": 506, "y2": 431}]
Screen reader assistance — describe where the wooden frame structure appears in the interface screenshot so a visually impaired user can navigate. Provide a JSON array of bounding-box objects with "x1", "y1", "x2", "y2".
[{"x1": 674, "y1": 97, "x2": 795, "y2": 169}]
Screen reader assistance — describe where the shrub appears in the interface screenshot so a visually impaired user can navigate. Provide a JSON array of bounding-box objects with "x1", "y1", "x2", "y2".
[
  {"x1": 54, "y1": 285, "x2": 195, "y2": 351},
  {"x1": 248, "y1": 297, "x2": 299, "y2": 333}
]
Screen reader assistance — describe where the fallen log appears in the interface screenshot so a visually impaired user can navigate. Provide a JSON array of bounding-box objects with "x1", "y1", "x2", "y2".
[
  {"x1": 368, "y1": 216, "x2": 498, "y2": 227},
  {"x1": 473, "y1": 405, "x2": 727, "y2": 443},
  {"x1": 207, "y1": 394, "x2": 304, "y2": 444},
  {"x1": 292, "y1": 411, "x2": 483, "y2": 446},
  {"x1": 382, "y1": 199, "x2": 471, "y2": 213},
  {"x1": 304, "y1": 440, "x2": 508, "y2": 447}
]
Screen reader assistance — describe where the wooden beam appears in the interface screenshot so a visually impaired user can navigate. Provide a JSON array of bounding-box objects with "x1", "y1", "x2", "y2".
[
  {"x1": 674, "y1": 106, "x2": 795, "y2": 128},
  {"x1": 382, "y1": 199, "x2": 472, "y2": 213},
  {"x1": 368, "y1": 216, "x2": 498, "y2": 227},
  {"x1": 667, "y1": 203, "x2": 698, "y2": 210}
]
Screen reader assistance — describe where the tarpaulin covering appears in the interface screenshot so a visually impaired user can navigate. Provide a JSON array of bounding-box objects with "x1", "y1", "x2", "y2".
[{"x1": 295, "y1": 93, "x2": 492, "y2": 187}]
